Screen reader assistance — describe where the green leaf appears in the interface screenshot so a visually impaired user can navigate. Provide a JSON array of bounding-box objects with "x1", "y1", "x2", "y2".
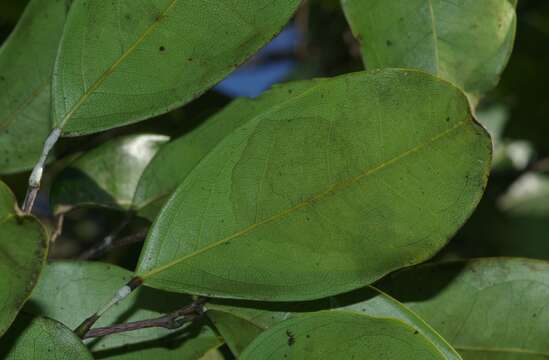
[
  {"x1": 240, "y1": 311, "x2": 446, "y2": 359},
  {"x1": 207, "y1": 286, "x2": 460, "y2": 359},
  {"x1": 0, "y1": 314, "x2": 93, "y2": 359},
  {"x1": 134, "y1": 95, "x2": 290, "y2": 220},
  {"x1": 50, "y1": 134, "x2": 169, "y2": 214},
  {"x1": 52, "y1": 0, "x2": 301, "y2": 136},
  {"x1": 498, "y1": 172, "x2": 549, "y2": 217},
  {"x1": 135, "y1": 69, "x2": 492, "y2": 301},
  {"x1": 27, "y1": 261, "x2": 222, "y2": 359},
  {"x1": 380, "y1": 258, "x2": 549, "y2": 359},
  {"x1": 0, "y1": 180, "x2": 48, "y2": 337},
  {"x1": 341, "y1": 0, "x2": 517, "y2": 101},
  {"x1": 51, "y1": 97, "x2": 256, "y2": 220},
  {"x1": 0, "y1": 0, "x2": 68, "y2": 174}
]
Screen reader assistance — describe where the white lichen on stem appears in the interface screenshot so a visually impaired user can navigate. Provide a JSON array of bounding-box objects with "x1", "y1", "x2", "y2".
[{"x1": 22, "y1": 128, "x2": 61, "y2": 213}]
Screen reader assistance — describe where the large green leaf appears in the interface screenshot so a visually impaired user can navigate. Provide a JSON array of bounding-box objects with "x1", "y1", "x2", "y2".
[
  {"x1": 0, "y1": 180, "x2": 48, "y2": 337},
  {"x1": 52, "y1": 0, "x2": 301, "y2": 136},
  {"x1": 380, "y1": 258, "x2": 549, "y2": 359},
  {"x1": 51, "y1": 96, "x2": 256, "y2": 220},
  {"x1": 341, "y1": 0, "x2": 517, "y2": 100},
  {"x1": 0, "y1": 314, "x2": 93, "y2": 359},
  {"x1": 207, "y1": 287, "x2": 460, "y2": 359},
  {"x1": 0, "y1": 0, "x2": 67, "y2": 174},
  {"x1": 240, "y1": 311, "x2": 446, "y2": 359},
  {"x1": 133, "y1": 94, "x2": 292, "y2": 220},
  {"x1": 135, "y1": 69, "x2": 492, "y2": 301},
  {"x1": 50, "y1": 134, "x2": 169, "y2": 214},
  {"x1": 27, "y1": 261, "x2": 222, "y2": 359}
]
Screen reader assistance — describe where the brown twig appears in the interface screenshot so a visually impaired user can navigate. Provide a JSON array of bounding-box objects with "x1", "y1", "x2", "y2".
[
  {"x1": 50, "y1": 213, "x2": 65, "y2": 243},
  {"x1": 77, "y1": 215, "x2": 140, "y2": 260},
  {"x1": 83, "y1": 298, "x2": 206, "y2": 339}
]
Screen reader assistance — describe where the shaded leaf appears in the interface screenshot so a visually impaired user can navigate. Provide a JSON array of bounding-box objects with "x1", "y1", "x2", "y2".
[
  {"x1": 27, "y1": 261, "x2": 222, "y2": 359},
  {"x1": 50, "y1": 134, "x2": 169, "y2": 214},
  {"x1": 341, "y1": 0, "x2": 517, "y2": 100},
  {"x1": 0, "y1": 0, "x2": 67, "y2": 174},
  {"x1": 380, "y1": 258, "x2": 549, "y2": 359},
  {"x1": 52, "y1": 0, "x2": 301, "y2": 136},
  {"x1": 0, "y1": 314, "x2": 93, "y2": 359},
  {"x1": 240, "y1": 311, "x2": 446, "y2": 359},
  {"x1": 0, "y1": 180, "x2": 48, "y2": 337},
  {"x1": 207, "y1": 286, "x2": 460, "y2": 359},
  {"x1": 498, "y1": 172, "x2": 549, "y2": 217},
  {"x1": 135, "y1": 69, "x2": 491, "y2": 301}
]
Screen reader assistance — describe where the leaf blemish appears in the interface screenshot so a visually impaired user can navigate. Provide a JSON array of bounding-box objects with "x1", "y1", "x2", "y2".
[
  {"x1": 286, "y1": 330, "x2": 296, "y2": 346},
  {"x1": 159, "y1": 46, "x2": 166, "y2": 52}
]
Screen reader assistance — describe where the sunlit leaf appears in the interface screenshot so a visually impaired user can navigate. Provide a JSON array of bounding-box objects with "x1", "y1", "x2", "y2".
[
  {"x1": 207, "y1": 286, "x2": 460, "y2": 359},
  {"x1": 341, "y1": 0, "x2": 517, "y2": 101},
  {"x1": 52, "y1": 0, "x2": 300, "y2": 136},
  {"x1": 240, "y1": 312, "x2": 446, "y2": 359},
  {"x1": 380, "y1": 258, "x2": 549, "y2": 359},
  {"x1": 135, "y1": 69, "x2": 491, "y2": 301},
  {"x1": 0, "y1": 0, "x2": 67, "y2": 173}
]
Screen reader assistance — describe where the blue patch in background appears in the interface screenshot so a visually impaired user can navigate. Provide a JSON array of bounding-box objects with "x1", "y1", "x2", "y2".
[{"x1": 214, "y1": 25, "x2": 300, "y2": 98}]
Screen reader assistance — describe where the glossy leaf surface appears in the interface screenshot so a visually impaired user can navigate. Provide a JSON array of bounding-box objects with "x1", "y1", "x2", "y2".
[
  {"x1": 240, "y1": 312, "x2": 446, "y2": 359},
  {"x1": 0, "y1": 181, "x2": 48, "y2": 337},
  {"x1": 0, "y1": 314, "x2": 92, "y2": 359},
  {"x1": 0, "y1": 0, "x2": 67, "y2": 173},
  {"x1": 52, "y1": 0, "x2": 300, "y2": 135},
  {"x1": 342, "y1": 0, "x2": 516, "y2": 100},
  {"x1": 28, "y1": 261, "x2": 222, "y2": 359},
  {"x1": 380, "y1": 258, "x2": 549, "y2": 359},
  {"x1": 136, "y1": 69, "x2": 492, "y2": 301},
  {"x1": 207, "y1": 286, "x2": 460, "y2": 359},
  {"x1": 50, "y1": 134, "x2": 169, "y2": 214}
]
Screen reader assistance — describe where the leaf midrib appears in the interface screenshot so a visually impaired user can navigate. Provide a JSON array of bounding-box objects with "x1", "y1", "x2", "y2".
[
  {"x1": 455, "y1": 344, "x2": 549, "y2": 357},
  {"x1": 58, "y1": 0, "x2": 179, "y2": 128},
  {"x1": 139, "y1": 119, "x2": 469, "y2": 280}
]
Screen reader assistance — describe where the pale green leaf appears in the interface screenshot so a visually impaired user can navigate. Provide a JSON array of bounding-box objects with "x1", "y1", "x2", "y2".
[
  {"x1": 0, "y1": 314, "x2": 93, "y2": 359},
  {"x1": 50, "y1": 134, "x2": 169, "y2": 214},
  {"x1": 52, "y1": 0, "x2": 300, "y2": 136},
  {"x1": 207, "y1": 286, "x2": 460, "y2": 359},
  {"x1": 341, "y1": 0, "x2": 517, "y2": 100},
  {"x1": 498, "y1": 172, "x2": 549, "y2": 217},
  {"x1": 0, "y1": 180, "x2": 48, "y2": 337},
  {"x1": 380, "y1": 258, "x2": 549, "y2": 359},
  {"x1": 0, "y1": 0, "x2": 68, "y2": 174},
  {"x1": 240, "y1": 311, "x2": 446, "y2": 359},
  {"x1": 135, "y1": 69, "x2": 491, "y2": 301},
  {"x1": 27, "y1": 261, "x2": 222, "y2": 359}
]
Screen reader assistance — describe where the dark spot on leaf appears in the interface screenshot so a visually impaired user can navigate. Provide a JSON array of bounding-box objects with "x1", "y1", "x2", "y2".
[
  {"x1": 533, "y1": 313, "x2": 537, "y2": 318},
  {"x1": 306, "y1": 334, "x2": 310, "y2": 339},
  {"x1": 414, "y1": 330, "x2": 419, "y2": 335},
  {"x1": 286, "y1": 330, "x2": 295, "y2": 346},
  {"x1": 124, "y1": 14, "x2": 131, "y2": 20},
  {"x1": 446, "y1": 117, "x2": 450, "y2": 122},
  {"x1": 187, "y1": 57, "x2": 193, "y2": 62},
  {"x1": 159, "y1": 46, "x2": 166, "y2": 52},
  {"x1": 386, "y1": 40, "x2": 393, "y2": 46},
  {"x1": 0, "y1": 75, "x2": 5, "y2": 81}
]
